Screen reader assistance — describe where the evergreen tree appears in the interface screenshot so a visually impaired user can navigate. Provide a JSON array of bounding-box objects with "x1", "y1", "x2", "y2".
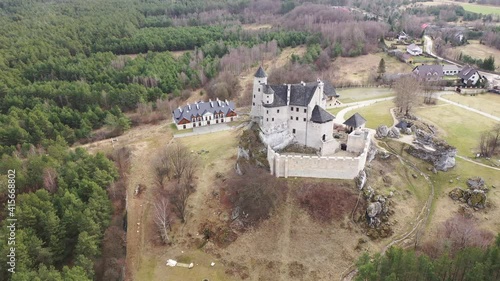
[{"x1": 377, "y1": 58, "x2": 386, "y2": 79}]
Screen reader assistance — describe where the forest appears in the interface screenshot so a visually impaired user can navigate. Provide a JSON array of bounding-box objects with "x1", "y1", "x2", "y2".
[{"x1": 1, "y1": 0, "x2": 498, "y2": 280}]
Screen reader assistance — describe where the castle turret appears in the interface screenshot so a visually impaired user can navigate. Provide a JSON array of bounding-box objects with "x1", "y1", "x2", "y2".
[{"x1": 250, "y1": 66, "x2": 268, "y2": 119}]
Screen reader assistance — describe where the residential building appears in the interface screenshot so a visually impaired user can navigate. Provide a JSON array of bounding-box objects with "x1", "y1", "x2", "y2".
[
  {"x1": 412, "y1": 64, "x2": 444, "y2": 81},
  {"x1": 459, "y1": 65, "x2": 485, "y2": 86},
  {"x1": 172, "y1": 99, "x2": 237, "y2": 130},
  {"x1": 443, "y1": 64, "x2": 461, "y2": 76},
  {"x1": 407, "y1": 43, "x2": 423, "y2": 56}
]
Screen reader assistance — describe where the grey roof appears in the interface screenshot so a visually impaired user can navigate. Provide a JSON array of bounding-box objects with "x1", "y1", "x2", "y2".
[
  {"x1": 459, "y1": 65, "x2": 478, "y2": 80},
  {"x1": 263, "y1": 85, "x2": 288, "y2": 107},
  {"x1": 407, "y1": 43, "x2": 422, "y2": 51},
  {"x1": 289, "y1": 84, "x2": 317, "y2": 106},
  {"x1": 343, "y1": 113, "x2": 366, "y2": 128},
  {"x1": 442, "y1": 64, "x2": 461, "y2": 72},
  {"x1": 311, "y1": 105, "x2": 334, "y2": 123},
  {"x1": 413, "y1": 64, "x2": 443, "y2": 78},
  {"x1": 254, "y1": 66, "x2": 267, "y2": 78},
  {"x1": 395, "y1": 120, "x2": 411, "y2": 130},
  {"x1": 172, "y1": 99, "x2": 235, "y2": 124}
]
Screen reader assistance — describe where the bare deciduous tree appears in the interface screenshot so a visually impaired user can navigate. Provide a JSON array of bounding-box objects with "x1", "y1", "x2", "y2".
[
  {"x1": 153, "y1": 197, "x2": 172, "y2": 244},
  {"x1": 167, "y1": 143, "x2": 193, "y2": 183},
  {"x1": 170, "y1": 182, "x2": 192, "y2": 223},
  {"x1": 153, "y1": 149, "x2": 171, "y2": 189},
  {"x1": 394, "y1": 75, "x2": 422, "y2": 115},
  {"x1": 479, "y1": 124, "x2": 500, "y2": 157}
]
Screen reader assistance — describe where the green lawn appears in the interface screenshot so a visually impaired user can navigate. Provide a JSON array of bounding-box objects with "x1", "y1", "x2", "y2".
[
  {"x1": 176, "y1": 130, "x2": 238, "y2": 164},
  {"x1": 348, "y1": 100, "x2": 394, "y2": 129},
  {"x1": 337, "y1": 87, "x2": 395, "y2": 103},
  {"x1": 460, "y1": 2, "x2": 500, "y2": 15},
  {"x1": 441, "y1": 93, "x2": 500, "y2": 117},
  {"x1": 415, "y1": 104, "x2": 497, "y2": 157}
]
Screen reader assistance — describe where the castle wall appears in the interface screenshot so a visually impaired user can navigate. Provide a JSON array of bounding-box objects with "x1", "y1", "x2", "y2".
[{"x1": 267, "y1": 131, "x2": 370, "y2": 179}]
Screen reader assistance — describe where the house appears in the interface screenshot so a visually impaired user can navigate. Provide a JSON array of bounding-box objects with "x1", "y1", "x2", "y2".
[
  {"x1": 250, "y1": 66, "x2": 340, "y2": 153},
  {"x1": 442, "y1": 64, "x2": 461, "y2": 76},
  {"x1": 390, "y1": 50, "x2": 413, "y2": 64},
  {"x1": 459, "y1": 65, "x2": 486, "y2": 86},
  {"x1": 172, "y1": 99, "x2": 237, "y2": 130},
  {"x1": 412, "y1": 64, "x2": 444, "y2": 81},
  {"x1": 407, "y1": 43, "x2": 423, "y2": 56},
  {"x1": 398, "y1": 31, "x2": 409, "y2": 42}
]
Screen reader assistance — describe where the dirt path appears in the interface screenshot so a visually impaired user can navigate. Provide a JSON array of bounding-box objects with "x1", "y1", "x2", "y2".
[{"x1": 278, "y1": 193, "x2": 293, "y2": 280}]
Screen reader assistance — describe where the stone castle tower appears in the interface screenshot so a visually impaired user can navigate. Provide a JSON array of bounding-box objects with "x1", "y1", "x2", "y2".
[{"x1": 250, "y1": 66, "x2": 267, "y2": 120}]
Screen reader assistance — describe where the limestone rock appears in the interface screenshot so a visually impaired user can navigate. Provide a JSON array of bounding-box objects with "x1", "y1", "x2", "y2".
[
  {"x1": 388, "y1": 127, "x2": 400, "y2": 138},
  {"x1": 467, "y1": 177, "x2": 485, "y2": 190},
  {"x1": 355, "y1": 169, "x2": 367, "y2": 190},
  {"x1": 367, "y1": 202, "x2": 382, "y2": 218},
  {"x1": 363, "y1": 186, "x2": 374, "y2": 200},
  {"x1": 449, "y1": 188, "x2": 464, "y2": 201},
  {"x1": 367, "y1": 141, "x2": 378, "y2": 163},
  {"x1": 406, "y1": 129, "x2": 456, "y2": 171},
  {"x1": 237, "y1": 146, "x2": 250, "y2": 160},
  {"x1": 404, "y1": 128, "x2": 412, "y2": 135},
  {"x1": 376, "y1": 125, "x2": 389, "y2": 139},
  {"x1": 468, "y1": 190, "x2": 487, "y2": 209}
]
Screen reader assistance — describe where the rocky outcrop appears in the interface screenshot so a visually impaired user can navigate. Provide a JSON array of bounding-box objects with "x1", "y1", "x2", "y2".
[
  {"x1": 387, "y1": 127, "x2": 400, "y2": 139},
  {"x1": 259, "y1": 123, "x2": 294, "y2": 150},
  {"x1": 407, "y1": 129, "x2": 456, "y2": 171},
  {"x1": 375, "y1": 125, "x2": 389, "y2": 139},
  {"x1": 367, "y1": 141, "x2": 378, "y2": 164},
  {"x1": 355, "y1": 169, "x2": 367, "y2": 190},
  {"x1": 365, "y1": 195, "x2": 390, "y2": 228},
  {"x1": 449, "y1": 177, "x2": 489, "y2": 209}
]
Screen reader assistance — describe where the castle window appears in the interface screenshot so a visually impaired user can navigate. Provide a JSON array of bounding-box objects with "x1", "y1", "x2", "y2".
[
  {"x1": 254, "y1": 95, "x2": 255, "y2": 98},
  {"x1": 272, "y1": 118, "x2": 274, "y2": 121},
  {"x1": 267, "y1": 110, "x2": 269, "y2": 114},
  {"x1": 296, "y1": 108, "x2": 299, "y2": 112},
  {"x1": 267, "y1": 101, "x2": 269, "y2": 104},
  {"x1": 304, "y1": 109, "x2": 306, "y2": 113},
  {"x1": 277, "y1": 110, "x2": 280, "y2": 113},
  {"x1": 291, "y1": 107, "x2": 294, "y2": 111},
  {"x1": 258, "y1": 88, "x2": 260, "y2": 92},
  {"x1": 290, "y1": 116, "x2": 293, "y2": 120},
  {"x1": 296, "y1": 117, "x2": 298, "y2": 121},
  {"x1": 303, "y1": 118, "x2": 306, "y2": 122},
  {"x1": 253, "y1": 102, "x2": 255, "y2": 106},
  {"x1": 293, "y1": 129, "x2": 296, "y2": 134},
  {"x1": 267, "y1": 118, "x2": 269, "y2": 121}
]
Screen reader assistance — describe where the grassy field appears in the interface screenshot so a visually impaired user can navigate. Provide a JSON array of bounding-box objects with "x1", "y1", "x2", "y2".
[
  {"x1": 337, "y1": 87, "x2": 395, "y2": 103},
  {"x1": 423, "y1": 0, "x2": 500, "y2": 16},
  {"x1": 330, "y1": 52, "x2": 413, "y2": 86},
  {"x1": 348, "y1": 100, "x2": 394, "y2": 129},
  {"x1": 448, "y1": 40, "x2": 500, "y2": 71},
  {"x1": 415, "y1": 104, "x2": 497, "y2": 157},
  {"x1": 441, "y1": 93, "x2": 500, "y2": 117}
]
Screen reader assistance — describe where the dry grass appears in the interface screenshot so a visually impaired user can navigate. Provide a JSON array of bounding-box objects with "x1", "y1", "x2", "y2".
[
  {"x1": 448, "y1": 40, "x2": 500, "y2": 71},
  {"x1": 330, "y1": 53, "x2": 413, "y2": 85},
  {"x1": 241, "y1": 24, "x2": 273, "y2": 31},
  {"x1": 442, "y1": 93, "x2": 500, "y2": 117},
  {"x1": 336, "y1": 87, "x2": 395, "y2": 103}
]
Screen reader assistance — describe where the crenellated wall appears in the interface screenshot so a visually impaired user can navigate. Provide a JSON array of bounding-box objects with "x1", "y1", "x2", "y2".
[{"x1": 267, "y1": 130, "x2": 371, "y2": 179}]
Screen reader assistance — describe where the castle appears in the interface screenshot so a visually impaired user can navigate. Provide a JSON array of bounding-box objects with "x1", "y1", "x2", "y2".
[
  {"x1": 250, "y1": 66, "x2": 341, "y2": 154},
  {"x1": 250, "y1": 66, "x2": 372, "y2": 179}
]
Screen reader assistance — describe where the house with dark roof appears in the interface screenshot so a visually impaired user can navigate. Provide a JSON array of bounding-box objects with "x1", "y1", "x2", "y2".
[
  {"x1": 250, "y1": 66, "x2": 340, "y2": 153},
  {"x1": 412, "y1": 64, "x2": 444, "y2": 81},
  {"x1": 172, "y1": 98, "x2": 237, "y2": 130},
  {"x1": 459, "y1": 65, "x2": 485, "y2": 86}
]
